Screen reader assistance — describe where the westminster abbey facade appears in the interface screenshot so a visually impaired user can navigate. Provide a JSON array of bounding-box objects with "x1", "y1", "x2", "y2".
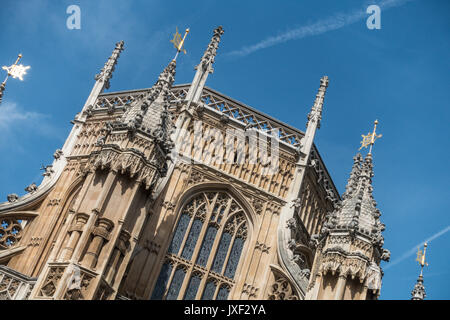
[{"x1": 0, "y1": 26, "x2": 389, "y2": 300}]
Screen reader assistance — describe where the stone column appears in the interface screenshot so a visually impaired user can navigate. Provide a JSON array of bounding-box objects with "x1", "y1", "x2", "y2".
[
  {"x1": 82, "y1": 218, "x2": 114, "y2": 269},
  {"x1": 334, "y1": 274, "x2": 347, "y2": 300},
  {"x1": 360, "y1": 285, "x2": 368, "y2": 300},
  {"x1": 105, "y1": 230, "x2": 130, "y2": 284},
  {"x1": 61, "y1": 213, "x2": 89, "y2": 261}
]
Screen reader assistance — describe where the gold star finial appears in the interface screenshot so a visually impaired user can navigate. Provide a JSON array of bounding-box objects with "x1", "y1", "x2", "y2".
[
  {"x1": 1, "y1": 53, "x2": 31, "y2": 104},
  {"x1": 359, "y1": 119, "x2": 382, "y2": 154},
  {"x1": 2, "y1": 53, "x2": 30, "y2": 81}
]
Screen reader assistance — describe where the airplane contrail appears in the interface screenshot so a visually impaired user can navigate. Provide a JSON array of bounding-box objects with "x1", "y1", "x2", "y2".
[
  {"x1": 384, "y1": 225, "x2": 450, "y2": 271},
  {"x1": 226, "y1": 0, "x2": 416, "y2": 57}
]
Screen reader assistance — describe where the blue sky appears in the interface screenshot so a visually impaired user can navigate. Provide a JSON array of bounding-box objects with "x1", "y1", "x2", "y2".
[{"x1": 0, "y1": 0, "x2": 448, "y2": 299}]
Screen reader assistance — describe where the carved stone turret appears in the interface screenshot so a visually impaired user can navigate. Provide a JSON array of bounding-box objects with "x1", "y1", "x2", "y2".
[
  {"x1": 306, "y1": 152, "x2": 389, "y2": 300},
  {"x1": 115, "y1": 59, "x2": 176, "y2": 154},
  {"x1": 30, "y1": 49, "x2": 177, "y2": 301},
  {"x1": 411, "y1": 275, "x2": 426, "y2": 300}
]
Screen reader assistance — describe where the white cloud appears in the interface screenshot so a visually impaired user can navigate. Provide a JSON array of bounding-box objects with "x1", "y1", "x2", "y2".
[
  {"x1": 226, "y1": 0, "x2": 416, "y2": 57},
  {"x1": 0, "y1": 101, "x2": 61, "y2": 153},
  {"x1": 0, "y1": 101, "x2": 46, "y2": 131}
]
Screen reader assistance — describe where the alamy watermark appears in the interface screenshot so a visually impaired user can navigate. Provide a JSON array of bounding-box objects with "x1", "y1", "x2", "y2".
[
  {"x1": 66, "y1": 5, "x2": 81, "y2": 30},
  {"x1": 366, "y1": 5, "x2": 381, "y2": 30}
]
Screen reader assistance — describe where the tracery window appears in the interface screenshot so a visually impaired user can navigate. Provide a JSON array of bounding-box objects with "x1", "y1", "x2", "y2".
[
  {"x1": 0, "y1": 218, "x2": 23, "y2": 250},
  {"x1": 151, "y1": 191, "x2": 248, "y2": 300}
]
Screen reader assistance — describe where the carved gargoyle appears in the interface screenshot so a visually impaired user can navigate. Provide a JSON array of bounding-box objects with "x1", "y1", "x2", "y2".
[
  {"x1": 7, "y1": 193, "x2": 19, "y2": 203},
  {"x1": 381, "y1": 249, "x2": 391, "y2": 262},
  {"x1": 53, "y1": 149, "x2": 63, "y2": 160},
  {"x1": 25, "y1": 182, "x2": 38, "y2": 194}
]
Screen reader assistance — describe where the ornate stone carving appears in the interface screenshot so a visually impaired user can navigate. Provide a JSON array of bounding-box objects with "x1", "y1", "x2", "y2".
[
  {"x1": 29, "y1": 237, "x2": 43, "y2": 247},
  {"x1": 381, "y1": 248, "x2": 391, "y2": 262},
  {"x1": 47, "y1": 198, "x2": 61, "y2": 207},
  {"x1": 85, "y1": 146, "x2": 160, "y2": 190},
  {"x1": 0, "y1": 218, "x2": 23, "y2": 250},
  {"x1": 39, "y1": 266, "x2": 65, "y2": 297},
  {"x1": 242, "y1": 283, "x2": 259, "y2": 298},
  {"x1": 162, "y1": 200, "x2": 176, "y2": 211},
  {"x1": 290, "y1": 197, "x2": 303, "y2": 210},
  {"x1": 65, "y1": 270, "x2": 94, "y2": 300},
  {"x1": 41, "y1": 165, "x2": 55, "y2": 177},
  {"x1": 255, "y1": 241, "x2": 270, "y2": 253},
  {"x1": 187, "y1": 170, "x2": 204, "y2": 186},
  {"x1": 24, "y1": 183, "x2": 37, "y2": 194},
  {"x1": 6, "y1": 194, "x2": 18, "y2": 203},
  {"x1": 252, "y1": 198, "x2": 263, "y2": 215},
  {"x1": 53, "y1": 149, "x2": 63, "y2": 160},
  {"x1": 268, "y1": 273, "x2": 299, "y2": 300},
  {"x1": 411, "y1": 275, "x2": 426, "y2": 300}
]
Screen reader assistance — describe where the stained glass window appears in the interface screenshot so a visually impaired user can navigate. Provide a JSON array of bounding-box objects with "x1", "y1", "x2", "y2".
[
  {"x1": 196, "y1": 225, "x2": 218, "y2": 267},
  {"x1": 151, "y1": 191, "x2": 248, "y2": 300},
  {"x1": 181, "y1": 219, "x2": 203, "y2": 260},
  {"x1": 224, "y1": 237, "x2": 245, "y2": 278},
  {"x1": 216, "y1": 286, "x2": 230, "y2": 300},
  {"x1": 166, "y1": 267, "x2": 186, "y2": 300},
  {"x1": 150, "y1": 262, "x2": 173, "y2": 300},
  {"x1": 168, "y1": 213, "x2": 190, "y2": 254},
  {"x1": 211, "y1": 232, "x2": 232, "y2": 273},
  {"x1": 201, "y1": 280, "x2": 216, "y2": 300},
  {"x1": 184, "y1": 273, "x2": 202, "y2": 300}
]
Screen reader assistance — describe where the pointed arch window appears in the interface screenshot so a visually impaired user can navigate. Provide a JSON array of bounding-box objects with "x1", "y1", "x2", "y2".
[{"x1": 151, "y1": 191, "x2": 248, "y2": 300}]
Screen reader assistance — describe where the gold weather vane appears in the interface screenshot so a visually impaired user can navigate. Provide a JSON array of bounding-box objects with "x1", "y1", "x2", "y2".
[
  {"x1": 359, "y1": 120, "x2": 382, "y2": 154},
  {"x1": 171, "y1": 27, "x2": 190, "y2": 61},
  {"x1": 1, "y1": 54, "x2": 30, "y2": 104},
  {"x1": 416, "y1": 242, "x2": 429, "y2": 276}
]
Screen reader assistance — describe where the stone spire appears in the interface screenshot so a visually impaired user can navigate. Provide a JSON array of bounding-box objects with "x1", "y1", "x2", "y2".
[
  {"x1": 185, "y1": 26, "x2": 225, "y2": 104},
  {"x1": 76, "y1": 41, "x2": 125, "y2": 121},
  {"x1": 306, "y1": 76, "x2": 329, "y2": 130},
  {"x1": 320, "y1": 153, "x2": 388, "y2": 255},
  {"x1": 277, "y1": 76, "x2": 330, "y2": 299},
  {"x1": 113, "y1": 59, "x2": 176, "y2": 154},
  {"x1": 94, "y1": 40, "x2": 125, "y2": 92},
  {"x1": 299, "y1": 76, "x2": 329, "y2": 158},
  {"x1": 306, "y1": 151, "x2": 390, "y2": 300},
  {"x1": 411, "y1": 275, "x2": 426, "y2": 300}
]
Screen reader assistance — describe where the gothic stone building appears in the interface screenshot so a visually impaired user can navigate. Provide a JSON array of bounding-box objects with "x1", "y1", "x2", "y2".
[{"x1": 0, "y1": 26, "x2": 389, "y2": 300}]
